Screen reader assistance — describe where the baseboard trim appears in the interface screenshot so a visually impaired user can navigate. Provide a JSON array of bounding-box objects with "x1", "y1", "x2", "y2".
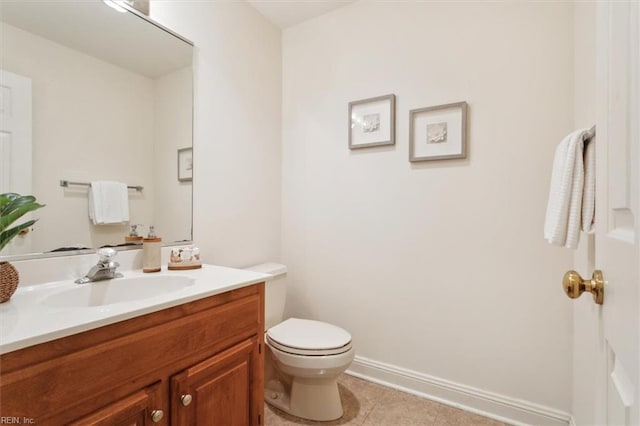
[{"x1": 346, "y1": 355, "x2": 571, "y2": 426}]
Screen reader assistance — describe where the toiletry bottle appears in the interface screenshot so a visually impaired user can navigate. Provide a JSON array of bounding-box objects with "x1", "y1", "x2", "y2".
[
  {"x1": 142, "y1": 225, "x2": 162, "y2": 273},
  {"x1": 125, "y1": 224, "x2": 143, "y2": 244}
]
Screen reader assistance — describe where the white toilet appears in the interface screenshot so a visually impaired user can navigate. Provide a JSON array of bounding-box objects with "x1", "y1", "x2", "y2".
[{"x1": 244, "y1": 263, "x2": 354, "y2": 422}]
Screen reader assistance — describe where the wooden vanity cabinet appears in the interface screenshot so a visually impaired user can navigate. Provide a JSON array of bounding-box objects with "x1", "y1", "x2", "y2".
[{"x1": 0, "y1": 283, "x2": 265, "y2": 425}]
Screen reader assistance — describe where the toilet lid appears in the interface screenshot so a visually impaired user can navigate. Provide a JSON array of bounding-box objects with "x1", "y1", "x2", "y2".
[{"x1": 266, "y1": 318, "x2": 352, "y2": 356}]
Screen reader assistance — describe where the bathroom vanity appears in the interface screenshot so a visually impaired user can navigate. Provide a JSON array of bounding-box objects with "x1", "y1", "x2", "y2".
[{"x1": 0, "y1": 266, "x2": 267, "y2": 425}]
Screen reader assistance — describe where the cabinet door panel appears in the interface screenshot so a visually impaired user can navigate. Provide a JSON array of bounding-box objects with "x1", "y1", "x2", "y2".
[
  {"x1": 195, "y1": 362, "x2": 249, "y2": 424},
  {"x1": 69, "y1": 383, "x2": 162, "y2": 426},
  {"x1": 173, "y1": 338, "x2": 257, "y2": 425}
]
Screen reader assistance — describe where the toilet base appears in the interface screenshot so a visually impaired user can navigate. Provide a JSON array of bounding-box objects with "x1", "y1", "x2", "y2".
[{"x1": 266, "y1": 376, "x2": 343, "y2": 421}]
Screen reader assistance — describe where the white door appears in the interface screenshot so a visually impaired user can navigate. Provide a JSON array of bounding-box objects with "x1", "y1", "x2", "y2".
[
  {"x1": 0, "y1": 69, "x2": 33, "y2": 255},
  {"x1": 594, "y1": 1, "x2": 639, "y2": 424}
]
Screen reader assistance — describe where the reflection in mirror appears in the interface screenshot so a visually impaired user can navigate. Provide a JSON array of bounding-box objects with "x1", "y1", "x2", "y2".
[{"x1": 0, "y1": 0, "x2": 193, "y2": 260}]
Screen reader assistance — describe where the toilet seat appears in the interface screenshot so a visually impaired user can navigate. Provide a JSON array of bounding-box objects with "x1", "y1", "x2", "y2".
[{"x1": 266, "y1": 318, "x2": 352, "y2": 356}]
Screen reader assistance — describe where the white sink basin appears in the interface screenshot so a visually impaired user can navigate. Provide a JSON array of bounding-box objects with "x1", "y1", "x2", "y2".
[{"x1": 43, "y1": 275, "x2": 195, "y2": 308}]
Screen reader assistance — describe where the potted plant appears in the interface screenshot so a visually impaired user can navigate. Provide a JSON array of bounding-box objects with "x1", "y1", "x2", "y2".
[{"x1": 0, "y1": 193, "x2": 45, "y2": 303}]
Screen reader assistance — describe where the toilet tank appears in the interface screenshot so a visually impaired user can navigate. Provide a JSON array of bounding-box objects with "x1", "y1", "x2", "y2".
[{"x1": 244, "y1": 262, "x2": 287, "y2": 330}]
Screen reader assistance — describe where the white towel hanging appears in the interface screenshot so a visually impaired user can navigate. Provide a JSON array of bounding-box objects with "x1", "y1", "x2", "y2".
[
  {"x1": 582, "y1": 138, "x2": 595, "y2": 233},
  {"x1": 89, "y1": 181, "x2": 130, "y2": 225},
  {"x1": 544, "y1": 128, "x2": 595, "y2": 249}
]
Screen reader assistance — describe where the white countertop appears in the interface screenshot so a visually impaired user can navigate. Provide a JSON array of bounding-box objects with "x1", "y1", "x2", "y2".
[{"x1": 0, "y1": 264, "x2": 270, "y2": 355}]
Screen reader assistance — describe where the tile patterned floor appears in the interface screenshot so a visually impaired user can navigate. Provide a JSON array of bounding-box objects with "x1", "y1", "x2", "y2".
[{"x1": 264, "y1": 374, "x2": 511, "y2": 426}]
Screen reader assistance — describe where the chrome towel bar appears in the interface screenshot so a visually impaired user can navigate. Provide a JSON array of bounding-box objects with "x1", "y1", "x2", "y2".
[{"x1": 60, "y1": 180, "x2": 143, "y2": 192}]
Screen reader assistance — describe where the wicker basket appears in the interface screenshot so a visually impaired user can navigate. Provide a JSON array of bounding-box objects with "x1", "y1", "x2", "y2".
[{"x1": 0, "y1": 261, "x2": 19, "y2": 303}]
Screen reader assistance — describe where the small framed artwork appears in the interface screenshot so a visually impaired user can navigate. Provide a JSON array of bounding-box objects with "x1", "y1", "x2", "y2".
[
  {"x1": 409, "y1": 101, "x2": 468, "y2": 162},
  {"x1": 349, "y1": 94, "x2": 395, "y2": 149},
  {"x1": 177, "y1": 147, "x2": 193, "y2": 182}
]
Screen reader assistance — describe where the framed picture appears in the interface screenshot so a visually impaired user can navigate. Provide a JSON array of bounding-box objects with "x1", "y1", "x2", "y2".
[
  {"x1": 349, "y1": 94, "x2": 395, "y2": 149},
  {"x1": 177, "y1": 147, "x2": 193, "y2": 182},
  {"x1": 409, "y1": 101, "x2": 468, "y2": 162}
]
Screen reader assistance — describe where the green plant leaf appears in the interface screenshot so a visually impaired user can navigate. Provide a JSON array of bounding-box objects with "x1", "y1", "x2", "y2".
[
  {"x1": 0, "y1": 193, "x2": 45, "y2": 253},
  {"x1": 0, "y1": 201, "x2": 45, "y2": 232},
  {"x1": 0, "y1": 219, "x2": 36, "y2": 252},
  {"x1": 0, "y1": 195, "x2": 37, "y2": 216},
  {"x1": 0, "y1": 193, "x2": 20, "y2": 212}
]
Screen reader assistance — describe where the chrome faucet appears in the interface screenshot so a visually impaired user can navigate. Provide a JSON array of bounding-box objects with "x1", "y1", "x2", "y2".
[{"x1": 75, "y1": 248, "x2": 123, "y2": 284}]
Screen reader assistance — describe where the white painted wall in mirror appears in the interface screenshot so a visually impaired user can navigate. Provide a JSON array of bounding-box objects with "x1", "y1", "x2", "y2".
[
  {"x1": 2, "y1": 22, "x2": 155, "y2": 252},
  {"x1": 153, "y1": 67, "x2": 193, "y2": 244},
  {"x1": 1, "y1": 19, "x2": 194, "y2": 254}
]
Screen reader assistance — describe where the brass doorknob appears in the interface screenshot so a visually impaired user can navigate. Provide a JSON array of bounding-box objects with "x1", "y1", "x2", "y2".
[{"x1": 563, "y1": 270, "x2": 604, "y2": 305}]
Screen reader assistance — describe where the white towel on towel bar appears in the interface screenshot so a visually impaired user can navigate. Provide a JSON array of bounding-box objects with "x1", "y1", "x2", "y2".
[
  {"x1": 582, "y1": 139, "x2": 595, "y2": 233},
  {"x1": 544, "y1": 129, "x2": 593, "y2": 249},
  {"x1": 89, "y1": 181, "x2": 130, "y2": 225}
]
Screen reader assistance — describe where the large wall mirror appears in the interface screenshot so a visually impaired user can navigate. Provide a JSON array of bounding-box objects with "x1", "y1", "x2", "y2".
[{"x1": 0, "y1": 0, "x2": 193, "y2": 260}]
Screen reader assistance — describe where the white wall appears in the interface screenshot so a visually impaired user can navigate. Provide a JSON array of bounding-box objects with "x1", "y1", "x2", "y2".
[
  {"x1": 151, "y1": 1, "x2": 282, "y2": 268},
  {"x1": 281, "y1": 0, "x2": 575, "y2": 419},
  {"x1": 153, "y1": 67, "x2": 193, "y2": 243},
  {"x1": 2, "y1": 23, "x2": 155, "y2": 252}
]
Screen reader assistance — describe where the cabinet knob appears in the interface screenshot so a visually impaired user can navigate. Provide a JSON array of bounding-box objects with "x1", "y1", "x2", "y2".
[
  {"x1": 181, "y1": 394, "x2": 193, "y2": 406},
  {"x1": 151, "y1": 409, "x2": 164, "y2": 423}
]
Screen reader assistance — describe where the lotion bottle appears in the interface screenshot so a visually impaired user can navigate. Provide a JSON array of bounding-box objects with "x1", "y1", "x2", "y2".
[{"x1": 142, "y1": 225, "x2": 162, "y2": 273}]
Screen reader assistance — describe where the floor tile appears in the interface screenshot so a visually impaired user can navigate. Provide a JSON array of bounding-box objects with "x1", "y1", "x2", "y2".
[
  {"x1": 434, "y1": 404, "x2": 511, "y2": 426},
  {"x1": 338, "y1": 375, "x2": 386, "y2": 425},
  {"x1": 434, "y1": 404, "x2": 468, "y2": 426},
  {"x1": 264, "y1": 373, "x2": 511, "y2": 426},
  {"x1": 265, "y1": 375, "x2": 369, "y2": 425},
  {"x1": 361, "y1": 387, "x2": 440, "y2": 426},
  {"x1": 455, "y1": 411, "x2": 510, "y2": 426}
]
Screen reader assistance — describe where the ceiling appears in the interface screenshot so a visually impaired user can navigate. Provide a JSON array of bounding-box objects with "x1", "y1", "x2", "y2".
[
  {"x1": 246, "y1": 0, "x2": 356, "y2": 29},
  {"x1": 1, "y1": 1, "x2": 192, "y2": 78}
]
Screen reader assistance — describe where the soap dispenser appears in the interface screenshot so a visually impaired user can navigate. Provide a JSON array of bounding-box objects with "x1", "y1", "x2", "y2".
[
  {"x1": 125, "y1": 224, "x2": 143, "y2": 244},
  {"x1": 142, "y1": 225, "x2": 162, "y2": 273}
]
